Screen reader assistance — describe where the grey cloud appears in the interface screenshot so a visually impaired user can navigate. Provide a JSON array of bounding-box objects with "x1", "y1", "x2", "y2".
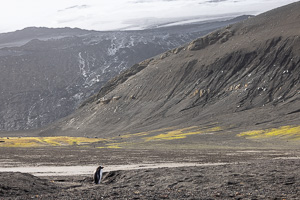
[{"x1": 58, "y1": 5, "x2": 90, "y2": 12}]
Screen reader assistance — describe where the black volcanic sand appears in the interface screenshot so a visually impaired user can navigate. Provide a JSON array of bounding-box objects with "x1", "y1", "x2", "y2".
[{"x1": 1, "y1": 147, "x2": 300, "y2": 199}]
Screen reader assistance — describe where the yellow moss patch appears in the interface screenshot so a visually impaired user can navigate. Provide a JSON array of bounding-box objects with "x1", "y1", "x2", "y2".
[
  {"x1": 0, "y1": 125, "x2": 224, "y2": 149},
  {"x1": 113, "y1": 127, "x2": 177, "y2": 139},
  {"x1": 0, "y1": 137, "x2": 106, "y2": 148},
  {"x1": 143, "y1": 126, "x2": 223, "y2": 142},
  {"x1": 238, "y1": 125, "x2": 300, "y2": 140},
  {"x1": 94, "y1": 125, "x2": 223, "y2": 148}
]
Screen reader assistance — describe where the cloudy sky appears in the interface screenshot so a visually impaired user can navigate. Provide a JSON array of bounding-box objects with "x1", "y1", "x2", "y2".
[{"x1": 0, "y1": 0, "x2": 298, "y2": 33}]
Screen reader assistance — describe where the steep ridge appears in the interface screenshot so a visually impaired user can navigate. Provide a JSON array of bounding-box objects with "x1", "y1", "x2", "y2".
[
  {"x1": 0, "y1": 27, "x2": 90, "y2": 48},
  {"x1": 39, "y1": 2, "x2": 300, "y2": 137},
  {"x1": 0, "y1": 17, "x2": 248, "y2": 131}
]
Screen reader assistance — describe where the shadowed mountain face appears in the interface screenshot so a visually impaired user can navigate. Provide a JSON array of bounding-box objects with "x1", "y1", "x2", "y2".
[
  {"x1": 38, "y1": 2, "x2": 300, "y2": 137},
  {"x1": 0, "y1": 17, "x2": 248, "y2": 131}
]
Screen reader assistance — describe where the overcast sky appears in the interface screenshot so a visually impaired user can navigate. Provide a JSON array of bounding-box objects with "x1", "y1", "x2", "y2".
[{"x1": 0, "y1": 0, "x2": 298, "y2": 33}]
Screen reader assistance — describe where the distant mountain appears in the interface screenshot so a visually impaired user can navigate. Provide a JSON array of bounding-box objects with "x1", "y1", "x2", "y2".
[
  {"x1": 0, "y1": 16, "x2": 250, "y2": 131},
  {"x1": 38, "y1": 2, "x2": 300, "y2": 137}
]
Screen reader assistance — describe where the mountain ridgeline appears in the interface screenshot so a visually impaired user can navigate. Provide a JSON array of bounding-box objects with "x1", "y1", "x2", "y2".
[
  {"x1": 0, "y1": 17, "x2": 249, "y2": 131},
  {"x1": 39, "y1": 2, "x2": 300, "y2": 137}
]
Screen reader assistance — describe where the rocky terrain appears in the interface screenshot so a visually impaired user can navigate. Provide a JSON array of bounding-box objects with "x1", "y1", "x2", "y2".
[
  {"x1": 37, "y1": 2, "x2": 300, "y2": 139},
  {"x1": 0, "y1": 147, "x2": 300, "y2": 199},
  {"x1": 0, "y1": 17, "x2": 248, "y2": 131}
]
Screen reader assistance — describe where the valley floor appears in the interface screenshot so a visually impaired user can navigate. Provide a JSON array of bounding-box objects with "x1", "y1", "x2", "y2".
[{"x1": 1, "y1": 147, "x2": 300, "y2": 199}]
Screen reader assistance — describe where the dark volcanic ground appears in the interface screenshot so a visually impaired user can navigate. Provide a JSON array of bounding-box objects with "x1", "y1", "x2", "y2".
[{"x1": 1, "y1": 147, "x2": 300, "y2": 199}]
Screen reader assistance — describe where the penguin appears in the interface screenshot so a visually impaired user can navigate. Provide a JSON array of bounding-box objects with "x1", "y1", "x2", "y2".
[{"x1": 94, "y1": 166, "x2": 104, "y2": 184}]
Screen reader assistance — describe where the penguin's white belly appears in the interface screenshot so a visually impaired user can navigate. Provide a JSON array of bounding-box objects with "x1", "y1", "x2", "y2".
[{"x1": 98, "y1": 169, "x2": 103, "y2": 184}]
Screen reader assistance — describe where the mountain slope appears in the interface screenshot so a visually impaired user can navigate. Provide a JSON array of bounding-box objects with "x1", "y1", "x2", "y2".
[
  {"x1": 38, "y1": 2, "x2": 300, "y2": 138},
  {"x1": 0, "y1": 17, "x2": 249, "y2": 131},
  {"x1": 39, "y1": 2, "x2": 299, "y2": 138}
]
